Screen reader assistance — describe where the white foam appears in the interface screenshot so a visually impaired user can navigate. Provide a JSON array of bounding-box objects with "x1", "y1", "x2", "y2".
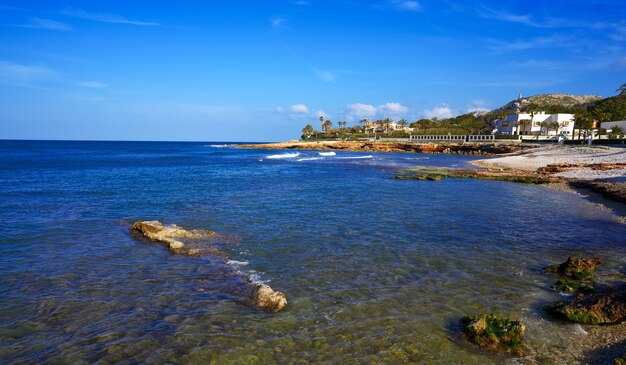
[
  {"x1": 297, "y1": 157, "x2": 323, "y2": 162},
  {"x1": 208, "y1": 144, "x2": 234, "y2": 148},
  {"x1": 227, "y1": 260, "x2": 249, "y2": 266},
  {"x1": 573, "y1": 324, "x2": 588, "y2": 335},
  {"x1": 318, "y1": 151, "x2": 336, "y2": 156},
  {"x1": 266, "y1": 152, "x2": 301, "y2": 159},
  {"x1": 335, "y1": 155, "x2": 373, "y2": 160}
]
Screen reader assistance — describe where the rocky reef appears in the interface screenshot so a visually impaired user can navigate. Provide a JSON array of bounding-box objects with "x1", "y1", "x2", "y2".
[
  {"x1": 395, "y1": 167, "x2": 558, "y2": 184},
  {"x1": 545, "y1": 256, "x2": 604, "y2": 281},
  {"x1": 130, "y1": 221, "x2": 287, "y2": 312},
  {"x1": 547, "y1": 285, "x2": 626, "y2": 325},
  {"x1": 238, "y1": 141, "x2": 525, "y2": 156},
  {"x1": 461, "y1": 314, "x2": 526, "y2": 356}
]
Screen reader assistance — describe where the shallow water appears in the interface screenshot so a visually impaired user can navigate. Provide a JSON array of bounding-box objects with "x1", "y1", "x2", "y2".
[{"x1": 0, "y1": 140, "x2": 624, "y2": 364}]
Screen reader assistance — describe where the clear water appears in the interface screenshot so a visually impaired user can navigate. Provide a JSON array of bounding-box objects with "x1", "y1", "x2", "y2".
[{"x1": 0, "y1": 140, "x2": 624, "y2": 364}]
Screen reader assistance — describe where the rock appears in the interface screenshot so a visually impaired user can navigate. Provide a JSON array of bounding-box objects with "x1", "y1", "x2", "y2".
[
  {"x1": 615, "y1": 357, "x2": 626, "y2": 365},
  {"x1": 131, "y1": 221, "x2": 287, "y2": 312},
  {"x1": 547, "y1": 285, "x2": 626, "y2": 324},
  {"x1": 251, "y1": 284, "x2": 288, "y2": 312},
  {"x1": 551, "y1": 278, "x2": 594, "y2": 294},
  {"x1": 131, "y1": 220, "x2": 225, "y2": 257},
  {"x1": 545, "y1": 256, "x2": 604, "y2": 280},
  {"x1": 461, "y1": 314, "x2": 525, "y2": 356}
]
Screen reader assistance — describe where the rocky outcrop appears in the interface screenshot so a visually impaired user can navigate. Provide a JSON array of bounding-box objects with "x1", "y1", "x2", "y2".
[
  {"x1": 395, "y1": 167, "x2": 558, "y2": 184},
  {"x1": 545, "y1": 256, "x2": 604, "y2": 280},
  {"x1": 568, "y1": 180, "x2": 626, "y2": 204},
  {"x1": 461, "y1": 314, "x2": 526, "y2": 356},
  {"x1": 131, "y1": 220, "x2": 225, "y2": 257},
  {"x1": 237, "y1": 141, "x2": 526, "y2": 156},
  {"x1": 547, "y1": 285, "x2": 626, "y2": 325},
  {"x1": 251, "y1": 284, "x2": 288, "y2": 313},
  {"x1": 131, "y1": 221, "x2": 287, "y2": 312}
]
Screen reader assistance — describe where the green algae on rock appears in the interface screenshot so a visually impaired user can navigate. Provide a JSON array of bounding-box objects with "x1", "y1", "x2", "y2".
[
  {"x1": 551, "y1": 278, "x2": 594, "y2": 294},
  {"x1": 546, "y1": 285, "x2": 626, "y2": 325},
  {"x1": 395, "y1": 168, "x2": 557, "y2": 184},
  {"x1": 544, "y1": 256, "x2": 604, "y2": 280},
  {"x1": 461, "y1": 314, "x2": 526, "y2": 356}
]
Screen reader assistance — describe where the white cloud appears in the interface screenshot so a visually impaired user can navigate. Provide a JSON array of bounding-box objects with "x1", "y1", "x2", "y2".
[
  {"x1": 16, "y1": 17, "x2": 72, "y2": 31},
  {"x1": 378, "y1": 102, "x2": 408, "y2": 116},
  {"x1": 347, "y1": 103, "x2": 377, "y2": 118},
  {"x1": 390, "y1": 0, "x2": 422, "y2": 11},
  {"x1": 422, "y1": 105, "x2": 455, "y2": 119},
  {"x1": 316, "y1": 110, "x2": 331, "y2": 120},
  {"x1": 315, "y1": 70, "x2": 335, "y2": 83},
  {"x1": 270, "y1": 17, "x2": 285, "y2": 31},
  {"x1": 290, "y1": 104, "x2": 309, "y2": 113},
  {"x1": 0, "y1": 60, "x2": 57, "y2": 84},
  {"x1": 466, "y1": 100, "x2": 490, "y2": 113},
  {"x1": 60, "y1": 7, "x2": 159, "y2": 26},
  {"x1": 78, "y1": 81, "x2": 107, "y2": 88}
]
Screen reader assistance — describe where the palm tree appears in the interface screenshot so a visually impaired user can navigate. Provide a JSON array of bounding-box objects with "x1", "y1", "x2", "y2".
[
  {"x1": 322, "y1": 120, "x2": 333, "y2": 134},
  {"x1": 382, "y1": 118, "x2": 393, "y2": 134},
  {"x1": 594, "y1": 111, "x2": 609, "y2": 139},
  {"x1": 548, "y1": 121, "x2": 560, "y2": 135},
  {"x1": 616, "y1": 83, "x2": 626, "y2": 96},
  {"x1": 573, "y1": 109, "x2": 592, "y2": 140},
  {"x1": 319, "y1": 115, "x2": 325, "y2": 132},
  {"x1": 516, "y1": 119, "x2": 531, "y2": 135},
  {"x1": 610, "y1": 125, "x2": 624, "y2": 139},
  {"x1": 397, "y1": 119, "x2": 407, "y2": 129},
  {"x1": 498, "y1": 111, "x2": 508, "y2": 130}
]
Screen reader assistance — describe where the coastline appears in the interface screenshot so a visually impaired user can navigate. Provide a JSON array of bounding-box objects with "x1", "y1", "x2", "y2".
[
  {"x1": 237, "y1": 140, "x2": 528, "y2": 155},
  {"x1": 243, "y1": 141, "x2": 626, "y2": 205}
]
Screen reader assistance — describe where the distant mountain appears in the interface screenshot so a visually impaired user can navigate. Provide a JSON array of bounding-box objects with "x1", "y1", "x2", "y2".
[{"x1": 492, "y1": 94, "x2": 603, "y2": 113}]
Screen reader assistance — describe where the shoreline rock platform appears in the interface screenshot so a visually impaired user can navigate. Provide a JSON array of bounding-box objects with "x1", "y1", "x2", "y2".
[
  {"x1": 131, "y1": 221, "x2": 287, "y2": 312},
  {"x1": 238, "y1": 140, "x2": 526, "y2": 155}
]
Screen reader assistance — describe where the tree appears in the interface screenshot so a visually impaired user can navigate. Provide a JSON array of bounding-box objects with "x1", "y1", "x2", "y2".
[
  {"x1": 573, "y1": 108, "x2": 593, "y2": 140},
  {"x1": 548, "y1": 121, "x2": 560, "y2": 135},
  {"x1": 594, "y1": 111, "x2": 609, "y2": 139},
  {"x1": 382, "y1": 118, "x2": 393, "y2": 134},
  {"x1": 610, "y1": 125, "x2": 624, "y2": 139},
  {"x1": 322, "y1": 120, "x2": 333, "y2": 134},
  {"x1": 617, "y1": 83, "x2": 626, "y2": 96},
  {"x1": 319, "y1": 115, "x2": 325, "y2": 132},
  {"x1": 540, "y1": 121, "x2": 550, "y2": 135},
  {"x1": 515, "y1": 119, "x2": 531, "y2": 135},
  {"x1": 397, "y1": 119, "x2": 407, "y2": 129},
  {"x1": 301, "y1": 124, "x2": 315, "y2": 139}
]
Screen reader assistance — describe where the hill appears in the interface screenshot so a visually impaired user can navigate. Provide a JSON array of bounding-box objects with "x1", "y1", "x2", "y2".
[{"x1": 493, "y1": 94, "x2": 602, "y2": 114}]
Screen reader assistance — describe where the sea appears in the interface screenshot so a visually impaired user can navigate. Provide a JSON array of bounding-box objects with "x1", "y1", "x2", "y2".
[{"x1": 1, "y1": 140, "x2": 624, "y2": 364}]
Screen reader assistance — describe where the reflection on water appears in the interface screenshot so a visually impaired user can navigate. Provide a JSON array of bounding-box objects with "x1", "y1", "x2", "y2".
[{"x1": 0, "y1": 141, "x2": 624, "y2": 364}]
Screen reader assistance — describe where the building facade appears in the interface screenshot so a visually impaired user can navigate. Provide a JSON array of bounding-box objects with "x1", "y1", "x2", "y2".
[{"x1": 497, "y1": 112, "x2": 575, "y2": 136}]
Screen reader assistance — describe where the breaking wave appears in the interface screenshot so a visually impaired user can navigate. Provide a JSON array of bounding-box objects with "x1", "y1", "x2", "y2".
[
  {"x1": 335, "y1": 155, "x2": 374, "y2": 160},
  {"x1": 318, "y1": 151, "x2": 336, "y2": 156},
  {"x1": 266, "y1": 152, "x2": 301, "y2": 159}
]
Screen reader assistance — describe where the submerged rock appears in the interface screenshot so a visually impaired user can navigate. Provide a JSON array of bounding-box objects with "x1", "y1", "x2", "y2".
[
  {"x1": 461, "y1": 314, "x2": 525, "y2": 356},
  {"x1": 131, "y1": 221, "x2": 287, "y2": 312},
  {"x1": 131, "y1": 220, "x2": 224, "y2": 257},
  {"x1": 250, "y1": 284, "x2": 288, "y2": 312},
  {"x1": 551, "y1": 278, "x2": 594, "y2": 294},
  {"x1": 545, "y1": 256, "x2": 604, "y2": 280},
  {"x1": 547, "y1": 285, "x2": 626, "y2": 325}
]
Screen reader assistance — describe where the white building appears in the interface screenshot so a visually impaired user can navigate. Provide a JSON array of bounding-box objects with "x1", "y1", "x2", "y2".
[{"x1": 497, "y1": 112, "x2": 575, "y2": 136}]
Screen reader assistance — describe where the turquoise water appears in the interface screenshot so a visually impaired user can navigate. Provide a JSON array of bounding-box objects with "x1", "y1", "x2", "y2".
[{"x1": 0, "y1": 140, "x2": 624, "y2": 364}]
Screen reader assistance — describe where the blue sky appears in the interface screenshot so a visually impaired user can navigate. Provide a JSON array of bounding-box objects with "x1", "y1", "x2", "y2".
[{"x1": 0, "y1": 1, "x2": 624, "y2": 141}]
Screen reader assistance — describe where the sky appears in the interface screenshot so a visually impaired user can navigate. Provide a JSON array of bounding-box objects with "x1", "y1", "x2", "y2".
[{"x1": 0, "y1": 1, "x2": 625, "y2": 141}]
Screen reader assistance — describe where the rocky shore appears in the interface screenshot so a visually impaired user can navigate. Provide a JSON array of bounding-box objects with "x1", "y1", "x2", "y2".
[
  {"x1": 238, "y1": 140, "x2": 526, "y2": 155},
  {"x1": 473, "y1": 146, "x2": 626, "y2": 205},
  {"x1": 131, "y1": 221, "x2": 287, "y2": 312}
]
